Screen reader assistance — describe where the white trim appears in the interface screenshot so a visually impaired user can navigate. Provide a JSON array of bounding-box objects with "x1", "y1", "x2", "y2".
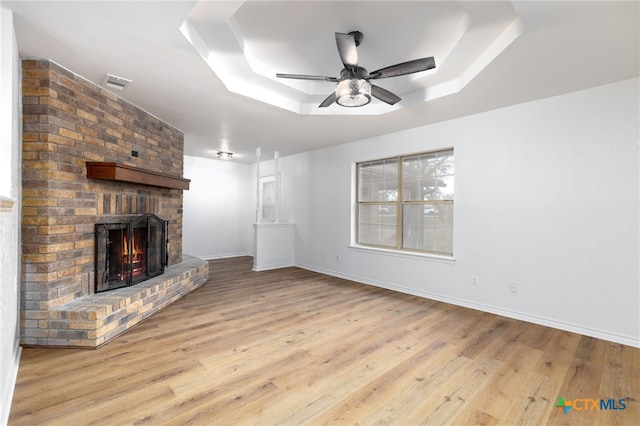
[
  {"x1": 295, "y1": 262, "x2": 640, "y2": 348},
  {"x1": 253, "y1": 261, "x2": 294, "y2": 272},
  {"x1": 349, "y1": 244, "x2": 456, "y2": 264},
  {"x1": 199, "y1": 252, "x2": 254, "y2": 261}
]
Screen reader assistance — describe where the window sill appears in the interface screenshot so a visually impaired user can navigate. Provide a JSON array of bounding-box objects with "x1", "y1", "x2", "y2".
[{"x1": 349, "y1": 244, "x2": 456, "y2": 264}]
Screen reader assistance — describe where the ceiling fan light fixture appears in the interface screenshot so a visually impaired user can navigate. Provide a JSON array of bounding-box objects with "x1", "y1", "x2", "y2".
[{"x1": 336, "y1": 79, "x2": 371, "y2": 107}]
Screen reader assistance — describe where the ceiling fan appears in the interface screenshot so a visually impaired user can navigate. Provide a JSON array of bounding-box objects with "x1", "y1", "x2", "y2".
[{"x1": 276, "y1": 31, "x2": 435, "y2": 108}]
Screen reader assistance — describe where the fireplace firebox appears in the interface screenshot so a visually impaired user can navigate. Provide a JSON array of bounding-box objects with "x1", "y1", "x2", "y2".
[{"x1": 95, "y1": 213, "x2": 168, "y2": 292}]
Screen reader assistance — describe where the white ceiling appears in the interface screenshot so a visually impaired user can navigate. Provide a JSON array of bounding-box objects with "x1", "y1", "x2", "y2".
[{"x1": 3, "y1": 0, "x2": 639, "y2": 163}]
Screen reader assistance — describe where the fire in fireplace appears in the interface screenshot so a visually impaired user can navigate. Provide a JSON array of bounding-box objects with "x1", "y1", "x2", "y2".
[{"x1": 95, "y1": 213, "x2": 168, "y2": 292}]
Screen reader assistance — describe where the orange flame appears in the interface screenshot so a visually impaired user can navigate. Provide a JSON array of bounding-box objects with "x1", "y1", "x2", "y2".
[{"x1": 123, "y1": 232, "x2": 143, "y2": 263}]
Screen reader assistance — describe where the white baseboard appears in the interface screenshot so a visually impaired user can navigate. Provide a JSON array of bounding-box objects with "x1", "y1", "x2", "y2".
[
  {"x1": 197, "y1": 252, "x2": 254, "y2": 261},
  {"x1": 253, "y1": 261, "x2": 294, "y2": 272},
  {"x1": 1, "y1": 341, "x2": 21, "y2": 425},
  {"x1": 296, "y1": 262, "x2": 640, "y2": 349}
]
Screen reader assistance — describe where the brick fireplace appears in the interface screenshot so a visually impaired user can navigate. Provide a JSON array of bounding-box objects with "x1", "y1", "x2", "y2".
[{"x1": 21, "y1": 59, "x2": 208, "y2": 348}]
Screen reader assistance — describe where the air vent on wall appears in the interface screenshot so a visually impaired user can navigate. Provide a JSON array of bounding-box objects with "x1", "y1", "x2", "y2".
[{"x1": 103, "y1": 73, "x2": 132, "y2": 91}]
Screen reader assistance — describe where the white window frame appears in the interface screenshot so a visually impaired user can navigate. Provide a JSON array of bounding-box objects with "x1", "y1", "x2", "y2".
[{"x1": 354, "y1": 148, "x2": 454, "y2": 257}]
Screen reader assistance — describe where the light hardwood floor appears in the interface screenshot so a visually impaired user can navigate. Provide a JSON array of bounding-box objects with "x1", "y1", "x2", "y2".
[{"x1": 9, "y1": 257, "x2": 639, "y2": 425}]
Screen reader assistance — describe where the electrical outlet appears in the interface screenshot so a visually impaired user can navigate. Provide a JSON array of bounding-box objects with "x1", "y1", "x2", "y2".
[
  {"x1": 320, "y1": 253, "x2": 325, "y2": 259},
  {"x1": 471, "y1": 275, "x2": 479, "y2": 287},
  {"x1": 336, "y1": 255, "x2": 341, "y2": 263},
  {"x1": 509, "y1": 282, "x2": 518, "y2": 294}
]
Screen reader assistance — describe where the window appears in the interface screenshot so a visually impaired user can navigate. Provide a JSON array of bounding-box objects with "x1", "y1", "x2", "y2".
[
  {"x1": 356, "y1": 148, "x2": 454, "y2": 256},
  {"x1": 259, "y1": 175, "x2": 278, "y2": 222}
]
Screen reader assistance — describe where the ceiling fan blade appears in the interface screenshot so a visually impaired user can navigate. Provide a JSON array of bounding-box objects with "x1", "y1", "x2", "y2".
[
  {"x1": 371, "y1": 84, "x2": 401, "y2": 105},
  {"x1": 319, "y1": 92, "x2": 337, "y2": 108},
  {"x1": 368, "y1": 57, "x2": 435, "y2": 79},
  {"x1": 276, "y1": 73, "x2": 338, "y2": 82},
  {"x1": 335, "y1": 32, "x2": 358, "y2": 70}
]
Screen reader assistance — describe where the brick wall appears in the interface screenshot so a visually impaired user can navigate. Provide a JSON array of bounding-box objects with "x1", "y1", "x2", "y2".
[{"x1": 21, "y1": 59, "x2": 187, "y2": 346}]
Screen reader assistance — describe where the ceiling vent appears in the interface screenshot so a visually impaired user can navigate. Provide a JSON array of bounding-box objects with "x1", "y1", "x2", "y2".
[{"x1": 103, "y1": 73, "x2": 132, "y2": 91}]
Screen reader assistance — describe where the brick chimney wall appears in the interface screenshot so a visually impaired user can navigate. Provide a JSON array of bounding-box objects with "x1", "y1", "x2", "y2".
[{"x1": 21, "y1": 59, "x2": 186, "y2": 346}]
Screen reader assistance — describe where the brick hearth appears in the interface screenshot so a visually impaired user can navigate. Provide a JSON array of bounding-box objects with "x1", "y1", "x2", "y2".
[
  {"x1": 21, "y1": 59, "x2": 206, "y2": 348},
  {"x1": 49, "y1": 255, "x2": 208, "y2": 348}
]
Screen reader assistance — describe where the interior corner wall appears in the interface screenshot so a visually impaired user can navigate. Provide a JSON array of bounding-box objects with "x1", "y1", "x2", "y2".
[
  {"x1": 0, "y1": 7, "x2": 23, "y2": 424},
  {"x1": 284, "y1": 78, "x2": 640, "y2": 347},
  {"x1": 182, "y1": 155, "x2": 253, "y2": 259}
]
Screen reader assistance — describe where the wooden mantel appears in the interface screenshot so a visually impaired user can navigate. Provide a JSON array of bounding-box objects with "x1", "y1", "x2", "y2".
[{"x1": 86, "y1": 162, "x2": 190, "y2": 190}]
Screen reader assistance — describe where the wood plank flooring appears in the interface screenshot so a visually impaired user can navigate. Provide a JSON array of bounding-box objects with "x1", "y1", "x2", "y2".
[{"x1": 9, "y1": 257, "x2": 639, "y2": 425}]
